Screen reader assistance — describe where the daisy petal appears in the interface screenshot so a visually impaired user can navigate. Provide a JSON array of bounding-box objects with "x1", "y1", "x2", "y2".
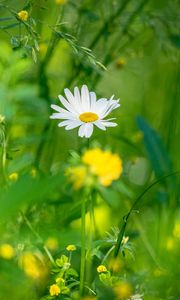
[
  {"x1": 51, "y1": 104, "x2": 62, "y2": 112},
  {"x1": 58, "y1": 95, "x2": 78, "y2": 114},
  {"x1": 50, "y1": 113, "x2": 62, "y2": 119},
  {"x1": 102, "y1": 121, "x2": 117, "y2": 127},
  {"x1": 74, "y1": 86, "x2": 82, "y2": 108},
  {"x1": 89, "y1": 92, "x2": 97, "y2": 111},
  {"x1": 94, "y1": 121, "x2": 106, "y2": 131},
  {"x1": 78, "y1": 124, "x2": 86, "y2": 137},
  {"x1": 81, "y1": 85, "x2": 90, "y2": 111},
  {"x1": 65, "y1": 120, "x2": 82, "y2": 130},
  {"x1": 58, "y1": 120, "x2": 72, "y2": 127},
  {"x1": 84, "y1": 123, "x2": 93, "y2": 138}
]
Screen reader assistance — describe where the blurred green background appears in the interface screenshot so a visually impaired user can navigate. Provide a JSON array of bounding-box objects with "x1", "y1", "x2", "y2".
[{"x1": 0, "y1": 0, "x2": 180, "y2": 299}]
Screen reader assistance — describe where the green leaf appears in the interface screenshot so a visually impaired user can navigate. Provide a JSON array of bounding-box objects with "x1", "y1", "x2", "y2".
[
  {"x1": 136, "y1": 116, "x2": 175, "y2": 188},
  {"x1": 0, "y1": 174, "x2": 65, "y2": 219}
]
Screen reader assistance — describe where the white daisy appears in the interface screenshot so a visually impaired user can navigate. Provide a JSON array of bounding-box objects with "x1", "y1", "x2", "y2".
[{"x1": 50, "y1": 85, "x2": 120, "y2": 138}]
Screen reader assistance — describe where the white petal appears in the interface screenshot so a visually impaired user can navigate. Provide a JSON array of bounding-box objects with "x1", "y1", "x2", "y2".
[
  {"x1": 74, "y1": 87, "x2": 82, "y2": 109},
  {"x1": 64, "y1": 88, "x2": 75, "y2": 103},
  {"x1": 58, "y1": 120, "x2": 72, "y2": 127},
  {"x1": 94, "y1": 121, "x2": 106, "y2": 131},
  {"x1": 78, "y1": 124, "x2": 86, "y2": 137},
  {"x1": 64, "y1": 88, "x2": 81, "y2": 113},
  {"x1": 84, "y1": 123, "x2": 94, "y2": 138},
  {"x1": 100, "y1": 101, "x2": 120, "y2": 118},
  {"x1": 89, "y1": 92, "x2": 97, "y2": 111},
  {"x1": 65, "y1": 120, "x2": 82, "y2": 130},
  {"x1": 101, "y1": 121, "x2": 117, "y2": 127},
  {"x1": 81, "y1": 85, "x2": 90, "y2": 111},
  {"x1": 95, "y1": 98, "x2": 108, "y2": 113},
  {"x1": 51, "y1": 104, "x2": 62, "y2": 112},
  {"x1": 50, "y1": 112, "x2": 75, "y2": 120},
  {"x1": 58, "y1": 95, "x2": 77, "y2": 114},
  {"x1": 50, "y1": 112, "x2": 62, "y2": 119}
]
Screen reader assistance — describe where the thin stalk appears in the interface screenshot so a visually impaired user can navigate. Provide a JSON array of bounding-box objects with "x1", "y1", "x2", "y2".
[
  {"x1": 80, "y1": 194, "x2": 86, "y2": 296},
  {"x1": 113, "y1": 171, "x2": 180, "y2": 258},
  {"x1": 20, "y1": 212, "x2": 55, "y2": 265}
]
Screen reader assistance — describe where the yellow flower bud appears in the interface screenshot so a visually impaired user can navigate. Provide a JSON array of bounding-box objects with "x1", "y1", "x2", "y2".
[
  {"x1": 97, "y1": 265, "x2": 107, "y2": 273},
  {"x1": 17, "y1": 10, "x2": 29, "y2": 22},
  {"x1": 66, "y1": 244, "x2": 76, "y2": 251}
]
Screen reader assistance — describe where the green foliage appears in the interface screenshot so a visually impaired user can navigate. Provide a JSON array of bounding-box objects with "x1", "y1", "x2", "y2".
[{"x1": 0, "y1": 0, "x2": 180, "y2": 299}]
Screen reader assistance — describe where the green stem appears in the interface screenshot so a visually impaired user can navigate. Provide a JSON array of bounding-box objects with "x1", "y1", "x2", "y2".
[
  {"x1": 20, "y1": 212, "x2": 55, "y2": 265},
  {"x1": 80, "y1": 194, "x2": 86, "y2": 296},
  {"x1": 113, "y1": 171, "x2": 180, "y2": 258}
]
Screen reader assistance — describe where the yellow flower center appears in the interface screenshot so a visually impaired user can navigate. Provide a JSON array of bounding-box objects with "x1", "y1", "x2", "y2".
[{"x1": 79, "y1": 112, "x2": 98, "y2": 123}]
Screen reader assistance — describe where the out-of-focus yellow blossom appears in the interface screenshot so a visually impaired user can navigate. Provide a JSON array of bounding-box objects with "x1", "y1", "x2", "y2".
[
  {"x1": 45, "y1": 237, "x2": 59, "y2": 251},
  {"x1": 9, "y1": 172, "x2": 18, "y2": 182},
  {"x1": 66, "y1": 166, "x2": 87, "y2": 190},
  {"x1": 173, "y1": 220, "x2": 180, "y2": 238},
  {"x1": 114, "y1": 281, "x2": 132, "y2": 299},
  {"x1": 49, "y1": 284, "x2": 61, "y2": 296},
  {"x1": 55, "y1": 0, "x2": 67, "y2": 4},
  {"x1": 166, "y1": 237, "x2": 175, "y2": 251},
  {"x1": 116, "y1": 58, "x2": 126, "y2": 69},
  {"x1": 66, "y1": 244, "x2": 76, "y2": 251},
  {"x1": 108, "y1": 258, "x2": 123, "y2": 273},
  {"x1": 82, "y1": 148, "x2": 123, "y2": 186},
  {"x1": 30, "y1": 167, "x2": 37, "y2": 178},
  {"x1": 20, "y1": 252, "x2": 47, "y2": 280},
  {"x1": 0, "y1": 244, "x2": 15, "y2": 260},
  {"x1": 97, "y1": 265, "x2": 107, "y2": 273},
  {"x1": 17, "y1": 10, "x2": 29, "y2": 21}
]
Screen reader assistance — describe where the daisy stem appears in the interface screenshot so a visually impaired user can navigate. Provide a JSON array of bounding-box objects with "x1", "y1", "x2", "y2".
[{"x1": 80, "y1": 193, "x2": 86, "y2": 296}]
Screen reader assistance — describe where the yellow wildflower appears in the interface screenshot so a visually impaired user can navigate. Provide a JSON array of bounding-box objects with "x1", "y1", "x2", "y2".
[
  {"x1": 55, "y1": 0, "x2": 67, "y2": 4},
  {"x1": 82, "y1": 148, "x2": 123, "y2": 186},
  {"x1": 20, "y1": 252, "x2": 46, "y2": 280},
  {"x1": 9, "y1": 172, "x2": 18, "y2": 182},
  {"x1": 45, "y1": 237, "x2": 59, "y2": 251},
  {"x1": 66, "y1": 244, "x2": 76, "y2": 251},
  {"x1": 97, "y1": 265, "x2": 107, "y2": 273},
  {"x1": 114, "y1": 281, "x2": 132, "y2": 299},
  {"x1": 173, "y1": 220, "x2": 180, "y2": 238},
  {"x1": 17, "y1": 10, "x2": 29, "y2": 22},
  {"x1": 66, "y1": 166, "x2": 87, "y2": 190},
  {"x1": 0, "y1": 244, "x2": 15, "y2": 260},
  {"x1": 49, "y1": 284, "x2": 60, "y2": 296}
]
